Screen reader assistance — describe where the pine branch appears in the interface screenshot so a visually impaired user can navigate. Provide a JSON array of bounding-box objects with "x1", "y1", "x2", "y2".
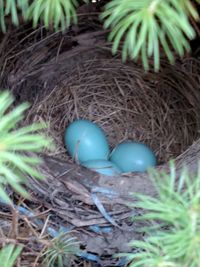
[
  {"x1": 42, "y1": 232, "x2": 80, "y2": 267},
  {"x1": 0, "y1": 244, "x2": 22, "y2": 267},
  {"x1": 101, "y1": 0, "x2": 199, "y2": 71},
  {"x1": 26, "y1": 0, "x2": 79, "y2": 31},
  {"x1": 0, "y1": 91, "x2": 52, "y2": 204},
  {"x1": 118, "y1": 163, "x2": 200, "y2": 266}
]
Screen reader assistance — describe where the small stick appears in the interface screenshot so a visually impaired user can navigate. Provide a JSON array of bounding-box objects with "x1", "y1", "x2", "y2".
[{"x1": 8, "y1": 206, "x2": 19, "y2": 239}]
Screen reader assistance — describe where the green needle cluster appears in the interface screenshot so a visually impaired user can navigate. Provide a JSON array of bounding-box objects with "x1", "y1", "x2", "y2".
[
  {"x1": 42, "y1": 233, "x2": 80, "y2": 267},
  {"x1": 119, "y1": 163, "x2": 200, "y2": 267},
  {"x1": 27, "y1": 0, "x2": 80, "y2": 31},
  {"x1": 101, "y1": 0, "x2": 199, "y2": 71},
  {"x1": 0, "y1": 244, "x2": 22, "y2": 267},
  {"x1": 0, "y1": 0, "x2": 89, "y2": 32},
  {"x1": 0, "y1": 91, "x2": 51, "y2": 204}
]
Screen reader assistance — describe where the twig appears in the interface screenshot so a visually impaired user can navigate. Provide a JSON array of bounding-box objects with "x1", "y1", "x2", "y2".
[{"x1": 8, "y1": 207, "x2": 19, "y2": 239}]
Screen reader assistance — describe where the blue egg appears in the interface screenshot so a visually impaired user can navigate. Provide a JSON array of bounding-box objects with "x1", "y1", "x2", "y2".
[
  {"x1": 110, "y1": 142, "x2": 156, "y2": 173},
  {"x1": 64, "y1": 120, "x2": 110, "y2": 162},
  {"x1": 82, "y1": 159, "x2": 122, "y2": 176}
]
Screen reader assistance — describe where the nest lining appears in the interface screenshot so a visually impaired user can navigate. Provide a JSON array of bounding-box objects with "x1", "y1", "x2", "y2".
[{"x1": 26, "y1": 53, "x2": 200, "y2": 164}]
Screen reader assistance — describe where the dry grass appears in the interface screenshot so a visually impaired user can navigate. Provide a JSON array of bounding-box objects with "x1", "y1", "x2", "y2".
[
  {"x1": 1, "y1": 23, "x2": 199, "y2": 165},
  {"x1": 26, "y1": 54, "x2": 200, "y2": 163}
]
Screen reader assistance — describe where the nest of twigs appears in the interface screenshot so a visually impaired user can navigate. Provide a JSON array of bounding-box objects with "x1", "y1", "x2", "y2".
[
  {"x1": 27, "y1": 54, "x2": 200, "y2": 164},
  {"x1": 0, "y1": 12, "x2": 200, "y2": 265},
  {"x1": 1, "y1": 20, "x2": 200, "y2": 164}
]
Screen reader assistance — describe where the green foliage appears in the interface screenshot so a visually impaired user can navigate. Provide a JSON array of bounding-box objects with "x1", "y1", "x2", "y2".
[
  {"x1": 0, "y1": 244, "x2": 22, "y2": 267},
  {"x1": 0, "y1": 91, "x2": 51, "y2": 204},
  {"x1": 27, "y1": 0, "x2": 79, "y2": 31},
  {"x1": 0, "y1": 0, "x2": 29, "y2": 32},
  {"x1": 0, "y1": 1, "x2": 199, "y2": 71},
  {"x1": 0, "y1": 0, "x2": 89, "y2": 32},
  {"x1": 101, "y1": 0, "x2": 199, "y2": 71},
  {"x1": 42, "y1": 232, "x2": 80, "y2": 267},
  {"x1": 120, "y1": 163, "x2": 200, "y2": 267}
]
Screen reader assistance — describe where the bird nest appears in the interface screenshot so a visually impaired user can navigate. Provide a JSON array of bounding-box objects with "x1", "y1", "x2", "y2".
[
  {"x1": 9, "y1": 48, "x2": 200, "y2": 164},
  {"x1": 1, "y1": 21, "x2": 200, "y2": 266},
  {"x1": 31, "y1": 56, "x2": 200, "y2": 164}
]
